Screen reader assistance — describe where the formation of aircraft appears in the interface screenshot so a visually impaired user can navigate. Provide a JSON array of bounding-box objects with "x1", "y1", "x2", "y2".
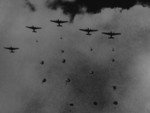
[
  {"x1": 50, "y1": 19, "x2": 68, "y2": 27},
  {"x1": 102, "y1": 31, "x2": 121, "y2": 39},
  {"x1": 4, "y1": 46, "x2": 19, "y2": 53},
  {"x1": 26, "y1": 25, "x2": 42, "y2": 33},
  {"x1": 3, "y1": 18, "x2": 121, "y2": 57},
  {"x1": 3, "y1": 19, "x2": 121, "y2": 100},
  {"x1": 79, "y1": 28, "x2": 98, "y2": 35}
]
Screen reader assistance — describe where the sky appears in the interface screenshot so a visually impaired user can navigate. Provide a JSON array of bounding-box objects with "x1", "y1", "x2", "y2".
[{"x1": 1, "y1": 0, "x2": 150, "y2": 113}]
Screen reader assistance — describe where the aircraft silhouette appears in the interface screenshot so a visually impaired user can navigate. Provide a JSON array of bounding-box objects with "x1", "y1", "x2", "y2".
[
  {"x1": 50, "y1": 19, "x2": 68, "y2": 27},
  {"x1": 79, "y1": 28, "x2": 98, "y2": 35},
  {"x1": 26, "y1": 26, "x2": 42, "y2": 33},
  {"x1": 4, "y1": 46, "x2": 19, "y2": 53},
  {"x1": 102, "y1": 31, "x2": 121, "y2": 39}
]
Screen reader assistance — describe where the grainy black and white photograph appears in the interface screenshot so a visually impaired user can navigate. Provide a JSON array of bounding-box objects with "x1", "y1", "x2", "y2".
[{"x1": 1, "y1": 0, "x2": 150, "y2": 113}]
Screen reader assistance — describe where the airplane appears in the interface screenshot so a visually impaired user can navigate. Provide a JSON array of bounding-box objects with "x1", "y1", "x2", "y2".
[
  {"x1": 79, "y1": 28, "x2": 98, "y2": 35},
  {"x1": 102, "y1": 31, "x2": 121, "y2": 39},
  {"x1": 50, "y1": 19, "x2": 68, "y2": 27},
  {"x1": 4, "y1": 46, "x2": 19, "y2": 53},
  {"x1": 26, "y1": 26, "x2": 42, "y2": 33}
]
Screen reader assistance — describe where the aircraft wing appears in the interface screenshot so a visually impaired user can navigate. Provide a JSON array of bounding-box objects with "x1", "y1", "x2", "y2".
[
  {"x1": 102, "y1": 32, "x2": 111, "y2": 35},
  {"x1": 12, "y1": 47, "x2": 19, "y2": 50},
  {"x1": 35, "y1": 27, "x2": 42, "y2": 29},
  {"x1": 50, "y1": 20, "x2": 59, "y2": 23},
  {"x1": 79, "y1": 29, "x2": 88, "y2": 32},
  {"x1": 59, "y1": 20, "x2": 68, "y2": 23},
  {"x1": 4, "y1": 47, "x2": 10, "y2": 49},
  {"x1": 26, "y1": 26, "x2": 32, "y2": 29},
  {"x1": 112, "y1": 32, "x2": 121, "y2": 35},
  {"x1": 90, "y1": 29, "x2": 98, "y2": 32},
  {"x1": 4, "y1": 47, "x2": 19, "y2": 50}
]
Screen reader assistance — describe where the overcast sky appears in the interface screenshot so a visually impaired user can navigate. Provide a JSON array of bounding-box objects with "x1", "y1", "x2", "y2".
[{"x1": 1, "y1": 0, "x2": 150, "y2": 113}]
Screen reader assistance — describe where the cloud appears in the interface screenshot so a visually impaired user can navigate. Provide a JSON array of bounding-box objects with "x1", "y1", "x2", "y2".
[
  {"x1": 62, "y1": 0, "x2": 75, "y2": 2},
  {"x1": 25, "y1": 0, "x2": 36, "y2": 12},
  {"x1": 45, "y1": 0, "x2": 150, "y2": 21}
]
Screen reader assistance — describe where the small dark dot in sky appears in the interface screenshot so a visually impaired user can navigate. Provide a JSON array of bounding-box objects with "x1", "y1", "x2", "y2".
[
  {"x1": 113, "y1": 101, "x2": 118, "y2": 105},
  {"x1": 112, "y1": 48, "x2": 115, "y2": 52},
  {"x1": 60, "y1": 37, "x2": 63, "y2": 40},
  {"x1": 42, "y1": 78, "x2": 47, "y2": 83},
  {"x1": 69, "y1": 110, "x2": 72, "y2": 112},
  {"x1": 41, "y1": 61, "x2": 44, "y2": 65},
  {"x1": 69, "y1": 103, "x2": 74, "y2": 107},
  {"x1": 90, "y1": 48, "x2": 93, "y2": 51},
  {"x1": 36, "y1": 40, "x2": 38, "y2": 43},
  {"x1": 112, "y1": 86, "x2": 117, "y2": 90},
  {"x1": 93, "y1": 101, "x2": 98, "y2": 106},
  {"x1": 66, "y1": 78, "x2": 71, "y2": 83},
  {"x1": 112, "y1": 59, "x2": 115, "y2": 62},
  {"x1": 90, "y1": 70, "x2": 94, "y2": 75},
  {"x1": 62, "y1": 59, "x2": 66, "y2": 63},
  {"x1": 61, "y1": 50, "x2": 65, "y2": 53}
]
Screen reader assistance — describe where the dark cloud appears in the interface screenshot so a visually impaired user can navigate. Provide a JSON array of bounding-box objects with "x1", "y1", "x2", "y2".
[
  {"x1": 45, "y1": 0, "x2": 150, "y2": 21},
  {"x1": 25, "y1": 0, "x2": 36, "y2": 12}
]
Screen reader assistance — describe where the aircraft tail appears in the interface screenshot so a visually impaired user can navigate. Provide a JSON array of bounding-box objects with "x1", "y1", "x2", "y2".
[
  {"x1": 11, "y1": 50, "x2": 14, "y2": 53},
  {"x1": 86, "y1": 33, "x2": 91, "y2": 36},
  {"x1": 57, "y1": 24, "x2": 62, "y2": 27},
  {"x1": 109, "y1": 36, "x2": 114, "y2": 39},
  {"x1": 33, "y1": 30, "x2": 37, "y2": 33}
]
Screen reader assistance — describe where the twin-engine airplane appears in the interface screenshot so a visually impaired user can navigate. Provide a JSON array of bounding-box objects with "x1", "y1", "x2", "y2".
[
  {"x1": 50, "y1": 19, "x2": 68, "y2": 27},
  {"x1": 26, "y1": 26, "x2": 42, "y2": 33},
  {"x1": 79, "y1": 28, "x2": 98, "y2": 35},
  {"x1": 4, "y1": 46, "x2": 19, "y2": 53},
  {"x1": 102, "y1": 31, "x2": 121, "y2": 39}
]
